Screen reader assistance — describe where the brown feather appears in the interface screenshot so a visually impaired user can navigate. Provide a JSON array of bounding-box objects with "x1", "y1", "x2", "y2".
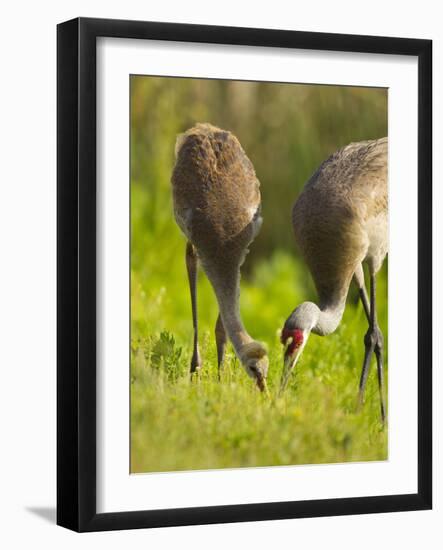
[
  {"x1": 172, "y1": 123, "x2": 262, "y2": 267},
  {"x1": 292, "y1": 138, "x2": 388, "y2": 307}
]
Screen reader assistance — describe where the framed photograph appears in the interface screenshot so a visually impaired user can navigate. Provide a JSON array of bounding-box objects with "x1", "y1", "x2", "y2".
[{"x1": 57, "y1": 17, "x2": 432, "y2": 532}]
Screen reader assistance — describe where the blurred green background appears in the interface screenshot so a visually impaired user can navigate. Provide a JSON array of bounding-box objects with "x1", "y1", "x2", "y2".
[{"x1": 130, "y1": 76, "x2": 388, "y2": 473}]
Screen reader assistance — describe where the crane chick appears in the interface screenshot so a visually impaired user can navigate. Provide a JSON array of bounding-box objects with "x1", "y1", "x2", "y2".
[
  {"x1": 280, "y1": 138, "x2": 388, "y2": 421},
  {"x1": 171, "y1": 123, "x2": 269, "y2": 392}
]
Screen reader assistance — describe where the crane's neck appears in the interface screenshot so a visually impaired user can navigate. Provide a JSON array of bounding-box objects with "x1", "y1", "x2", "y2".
[
  {"x1": 218, "y1": 298, "x2": 253, "y2": 356},
  {"x1": 312, "y1": 296, "x2": 347, "y2": 336},
  {"x1": 199, "y1": 256, "x2": 253, "y2": 355}
]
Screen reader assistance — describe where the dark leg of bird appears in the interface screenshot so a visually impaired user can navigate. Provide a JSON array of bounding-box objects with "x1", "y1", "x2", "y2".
[
  {"x1": 354, "y1": 267, "x2": 370, "y2": 323},
  {"x1": 370, "y1": 274, "x2": 386, "y2": 422},
  {"x1": 358, "y1": 276, "x2": 377, "y2": 409},
  {"x1": 357, "y1": 273, "x2": 386, "y2": 422},
  {"x1": 358, "y1": 334, "x2": 375, "y2": 409},
  {"x1": 185, "y1": 241, "x2": 201, "y2": 373},
  {"x1": 375, "y1": 340, "x2": 386, "y2": 422},
  {"x1": 215, "y1": 313, "x2": 227, "y2": 379},
  {"x1": 358, "y1": 285, "x2": 371, "y2": 324}
]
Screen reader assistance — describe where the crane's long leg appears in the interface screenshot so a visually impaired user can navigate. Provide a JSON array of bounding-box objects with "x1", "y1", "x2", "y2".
[
  {"x1": 371, "y1": 274, "x2": 386, "y2": 422},
  {"x1": 354, "y1": 265, "x2": 371, "y2": 323},
  {"x1": 357, "y1": 272, "x2": 386, "y2": 423},
  {"x1": 185, "y1": 241, "x2": 201, "y2": 373},
  {"x1": 358, "y1": 337, "x2": 375, "y2": 406},
  {"x1": 358, "y1": 285, "x2": 371, "y2": 324},
  {"x1": 215, "y1": 313, "x2": 227, "y2": 379},
  {"x1": 375, "y1": 337, "x2": 386, "y2": 422}
]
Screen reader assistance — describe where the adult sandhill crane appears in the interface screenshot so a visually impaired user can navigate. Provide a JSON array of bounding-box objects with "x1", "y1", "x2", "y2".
[
  {"x1": 280, "y1": 138, "x2": 388, "y2": 421},
  {"x1": 171, "y1": 123, "x2": 269, "y2": 392}
]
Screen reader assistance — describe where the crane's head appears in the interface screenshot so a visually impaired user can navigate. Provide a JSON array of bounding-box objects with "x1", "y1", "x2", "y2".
[
  {"x1": 280, "y1": 302, "x2": 317, "y2": 393},
  {"x1": 239, "y1": 342, "x2": 269, "y2": 394}
]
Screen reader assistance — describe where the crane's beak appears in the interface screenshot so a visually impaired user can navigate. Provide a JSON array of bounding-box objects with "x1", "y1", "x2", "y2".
[
  {"x1": 279, "y1": 351, "x2": 297, "y2": 394},
  {"x1": 256, "y1": 374, "x2": 270, "y2": 397},
  {"x1": 279, "y1": 337, "x2": 306, "y2": 395}
]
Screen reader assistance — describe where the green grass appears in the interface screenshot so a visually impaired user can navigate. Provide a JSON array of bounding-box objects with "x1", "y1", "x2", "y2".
[{"x1": 131, "y1": 246, "x2": 388, "y2": 473}]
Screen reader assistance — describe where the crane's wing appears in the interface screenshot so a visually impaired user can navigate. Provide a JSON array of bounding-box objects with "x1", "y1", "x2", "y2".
[
  {"x1": 292, "y1": 138, "x2": 387, "y2": 304},
  {"x1": 172, "y1": 123, "x2": 262, "y2": 249}
]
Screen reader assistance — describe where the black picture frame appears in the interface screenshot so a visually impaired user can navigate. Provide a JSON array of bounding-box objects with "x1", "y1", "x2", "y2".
[{"x1": 57, "y1": 17, "x2": 432, "y2": 532}]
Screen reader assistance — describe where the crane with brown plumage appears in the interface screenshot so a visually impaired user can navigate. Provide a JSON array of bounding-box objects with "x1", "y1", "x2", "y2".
[
  {"x1": 171, "y1": 123, "x2": 269, "y2": 393},
  {"x1": 280, "y1": 138, "x2": 388, "y2": 421}
]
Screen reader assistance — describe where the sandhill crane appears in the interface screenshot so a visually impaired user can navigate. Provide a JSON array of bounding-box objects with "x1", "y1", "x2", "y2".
[
  {"x1": 280, "y1": 138, "x2": 388, "y2": 421},
  {"x1": 171, "y1": 123, "x2": 269, "y2": 392}
]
